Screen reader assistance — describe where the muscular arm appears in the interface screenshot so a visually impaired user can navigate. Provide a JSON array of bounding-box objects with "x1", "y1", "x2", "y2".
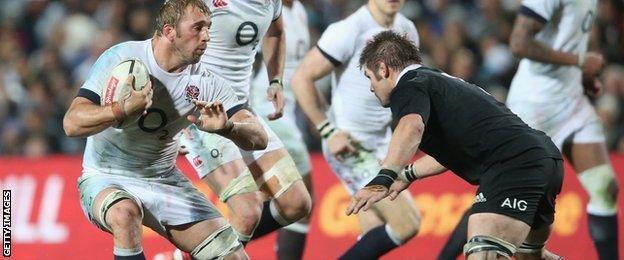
[
  {"x1": 381, "y1": 114, "x2": 425, "y2": 173},
  {"x1": 509, "y1": 14, "x2": 579, "y2": 66},
  {"x1": 262, "y1": 16, "x2": 285, "y2": 81},
  {"x1": 223, "y1": 109, "x2": 268, "y2": 150},
  {"x1": 410, "y1": 154, "x2": 447, "y2": 179},
  {"x1": 63, "y1": 97, "x2": 118, "y2": 137},
  {"x1": 290, "y1": 47, "x2": 335, "y2": 126}
]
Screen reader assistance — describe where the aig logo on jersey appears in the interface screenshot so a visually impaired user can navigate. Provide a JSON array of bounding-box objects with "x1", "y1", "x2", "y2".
[
  {"x1": 501, "y1": 197, "x2": 527, "y2": 211},
  {"x1": 212, "y1": 0, "x2": 228, "y2": 8}
]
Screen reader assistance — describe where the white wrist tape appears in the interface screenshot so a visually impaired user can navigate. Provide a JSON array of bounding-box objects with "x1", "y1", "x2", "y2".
[{"x1": 398, "y1": 163, "x2": 419, "y2": 183}]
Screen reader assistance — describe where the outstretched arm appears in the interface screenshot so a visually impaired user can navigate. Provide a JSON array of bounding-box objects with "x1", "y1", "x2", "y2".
[{"x1": 346, "y1": 114, "x2": 425, "y2": 215}]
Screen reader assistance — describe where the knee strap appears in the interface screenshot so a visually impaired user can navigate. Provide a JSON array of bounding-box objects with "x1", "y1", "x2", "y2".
[
  {"x1": 219, "y1": 169, "x2": 258, "y2": 202},
  {"x1": 517, "y1": 242, "x2": 545, "y2": 254},
  {"x1": 99, "y1": 189, "x2": 142, "y2": 232},
  {"x1": 257, "y1": 156, "x2": 302, "y2": 198},
  {"x1": 191, "y1": 225, "x2": 242, "y2": 260},
  {"x1": 578, "y1": 164, "x2": 618, "y2": 216},
  {"x1": 463, "y1": 235, "x2": 517, "y2": 259}
]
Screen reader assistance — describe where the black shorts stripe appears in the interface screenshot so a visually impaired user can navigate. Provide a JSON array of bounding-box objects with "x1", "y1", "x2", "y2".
[
  {"x1": 77, "y1": 88, "x2": 101, "y2": 105},
  {"x1": 519, "y1": 5, "x2": 547, "y2": 24},
  {"x1": 226, "y1": 103, "x2": 247, "y2": 118},
  {"x1": 316, "y1": 45, "x2": 342, "y2": 67}
]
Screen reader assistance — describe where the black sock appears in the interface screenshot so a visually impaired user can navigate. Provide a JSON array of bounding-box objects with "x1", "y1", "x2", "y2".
[
  {"x1": 339, "y1": 225, "x2": 399, "y2": 260},
  {"x1": 438, "y1": 210, "x2": 470, "y2": 260},
  {"x1": 277, "y1": 228, "x2": 307, "y2": 260},
  {"x1": 251, "y1": 201, "x2": 284, "y2": 239},
  {"x1": 588, "y1": 214, "x2": 619, "y2": 260},
  {"x1": 114, "y1": 252, "x2": 145, "y2": 260}
]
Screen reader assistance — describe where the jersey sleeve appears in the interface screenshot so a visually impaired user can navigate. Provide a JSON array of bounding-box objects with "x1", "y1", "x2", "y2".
[
  {"x1": 520, "y1": 0, "x2": 561, "y2": 24},
  {"x1": 389, "y1": 84, "x2": 431, "y2": 125},
  {"x1": 316, "y1": 20, "x2": 357, "y2": 67},
  {"x1": 77, "y1": 49, "x2": 123, "y2": 105},
  {"x1": 201, "y1": 73, "x2": 247, "y2": 118},
  {"x1": 406, "y1": 21, "x2": 420, "y2": 47},
  {"x1": 272, "y1": 0, "x2": 283, "y2": 21}
]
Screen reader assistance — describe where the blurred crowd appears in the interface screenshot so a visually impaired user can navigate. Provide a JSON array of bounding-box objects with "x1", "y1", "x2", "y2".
[{"x1": 1, "y1": 0, "x2": 623, "y2": 158}]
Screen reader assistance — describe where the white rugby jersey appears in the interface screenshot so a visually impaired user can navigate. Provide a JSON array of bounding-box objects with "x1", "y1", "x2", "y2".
[
  {"x1": 251, "y1": 0, "x2": 309, "y2": 119},
  {"x1": 508, "y1": 0, "x2": 597, "y2": 103},
  {"x1": 317, "y1": 6, "x2": 419, "y2": 133},
  {"x1": 202, "y1": 0, "x2": 282, "y2": 100},
  {"x1": 78, "y1": 40, "x2": 244, "y2": 177}
]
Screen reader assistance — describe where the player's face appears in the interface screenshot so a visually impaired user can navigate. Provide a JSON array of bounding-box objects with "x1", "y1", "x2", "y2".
[
  {"x1": 372, "y1": 0, "x2": 405, "y2": 15},
  {"x1": 365, "y1": 66, "x2": 392, "y2": 107},
  {"x1": 173, "y1": 6, "x2": 210, "y2": 65}
]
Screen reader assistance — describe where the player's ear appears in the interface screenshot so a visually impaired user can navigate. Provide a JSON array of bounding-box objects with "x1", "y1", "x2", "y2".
[
  {"x1": 379, "y1": 62, "x2": 389, "y2": 79},
  {"x1": 163, "y1": 24, "x2": 176, "y2": 42}
]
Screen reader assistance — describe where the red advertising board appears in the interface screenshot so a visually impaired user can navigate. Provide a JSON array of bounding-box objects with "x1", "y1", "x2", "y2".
[{"x1": 1, "y1": 154, "x2": 623, "y2": 259}]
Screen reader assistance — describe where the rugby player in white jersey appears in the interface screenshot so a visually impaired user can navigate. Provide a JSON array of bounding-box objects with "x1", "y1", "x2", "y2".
[
  {"x1": 178, "y1": 0, "x2": 311, "y2": 248},
  {"x1": 508, "y1": 1, "x2": 618, "y2": 258},
  {"x1": 63, "y1": 1, "x2": 268, "y2": 259},
  {"x1": 291, "y1": 0, "x2": 421, "y2": 258},
  {"x1": 249, "y1": 0, "x2": 313, "y2": 258},
  {"x1": 441, "y1": 0, "x2": 619, "y2": 259}
]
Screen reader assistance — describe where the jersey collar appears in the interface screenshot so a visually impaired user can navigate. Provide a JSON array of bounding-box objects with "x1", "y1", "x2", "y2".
[{"x1": 395, "y1": 64, "x2": 422, "y2": 87}]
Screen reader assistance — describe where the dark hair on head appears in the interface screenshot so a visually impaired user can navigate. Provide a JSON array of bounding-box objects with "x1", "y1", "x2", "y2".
[
  {"x1": 154, "y1": 0, "x2": 210, "y2": 36},
  {"x1": 359, "y1": 30, "x2": 422, "y2": 73}
]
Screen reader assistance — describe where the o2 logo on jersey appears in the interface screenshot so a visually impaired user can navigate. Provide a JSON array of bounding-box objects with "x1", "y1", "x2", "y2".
[
  {"x1": 236, "y1": 21, "x2": 259, "y2": 47},
  {"x1": 138, "y1": 108, "x2": 169, "y2": 140},
  {"x1": 581, "y1": 10, "x2": 595, "y2": 33}
]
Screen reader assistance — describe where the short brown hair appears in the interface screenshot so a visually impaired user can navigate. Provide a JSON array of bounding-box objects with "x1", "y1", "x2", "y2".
[
  {"x1": 359, "y1": 30, "x2": 422, "y2": 73},
  {"x1": 154, "y1": 0, "x2": 210, "y2": 36}
]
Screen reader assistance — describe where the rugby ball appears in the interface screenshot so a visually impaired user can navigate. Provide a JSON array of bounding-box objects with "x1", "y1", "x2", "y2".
[{"x1": 101, "y1": 58, "x2": 151, "y2": 128}]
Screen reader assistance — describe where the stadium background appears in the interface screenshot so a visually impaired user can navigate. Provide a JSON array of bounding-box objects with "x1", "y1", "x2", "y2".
[{"x1": 1, "y1": 0, "x2": 624, "y2": 259}]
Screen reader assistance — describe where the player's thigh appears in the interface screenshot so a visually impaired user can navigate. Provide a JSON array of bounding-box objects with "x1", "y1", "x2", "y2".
[
  {"x1": 515, "y1": 224, "x2": 554, "y2": 260},
  {"x1": 201, "y1": 159, "x2": 254, "y2": 198},
  {"x1": 568, "y1": 142, "x2": 610, "y2": 173},
  {"x1": 373, "y1": 191, "x2": 420, "y2": 238},
  {"x1": 357, "y1": 209, "x2": 384, "y2": 235},
  {"x1": 165, "y1": 217, "x2": 233, "y2": 253},
  {"x1": 248, "y1": 148, "x2": 304, "y2": 199},
  {"x1": 78, "y1": 175, "x2": 144, "y2": 233},
  {"x1": 466, "y1": 212, "x2": 531, "y2": 259}
]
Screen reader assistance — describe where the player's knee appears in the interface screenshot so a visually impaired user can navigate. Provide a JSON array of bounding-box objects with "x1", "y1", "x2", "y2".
[
  {"x1": 106, "y1": 199, "x2": 142, "y2": 231},
  {"x1": 387, "y1": 211, "x2": 420, "y2": 242},
  {"x1": 579, "y1": 164, "x2": 618, "y2": 215},
  {"x1": 233, "y1": 207, "x2": 262, "y2": 235},
  {"x1": 191, "y1": 225, "x2": 242, "y2": 260},
  {"x1": 278, "y1": 187, "x2": 312, "y2": 222},
  {"x1": 463, "y1": 235, "x2": 517, "y2": 260}
]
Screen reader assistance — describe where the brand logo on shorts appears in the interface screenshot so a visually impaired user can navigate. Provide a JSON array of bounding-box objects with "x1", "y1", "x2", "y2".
[
  {"x1": 185, "y1": 85, "x2": 200, "y2": 103},
  {"x1": 192, "y1": 155, "x2": 203, "y2": 167},
  {"x1": 474, "y1": 193, "x2": 487, "y2": 203},
  {"x1": 213, "y1": 0, "x2": 228, "y2": 8},
  {"x1": 501, "y1": 198, "x2": 527, "y2": 211}
]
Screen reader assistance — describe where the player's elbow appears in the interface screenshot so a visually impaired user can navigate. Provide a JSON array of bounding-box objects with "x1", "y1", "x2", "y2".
[{"x1": 63, "y1": 114, "x2": 81, "y2": 137}]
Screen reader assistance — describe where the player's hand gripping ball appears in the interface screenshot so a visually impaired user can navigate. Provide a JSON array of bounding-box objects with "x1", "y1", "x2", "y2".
[{"x1": 101, "y1": 59, "x2": 153, "y2": 128}]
